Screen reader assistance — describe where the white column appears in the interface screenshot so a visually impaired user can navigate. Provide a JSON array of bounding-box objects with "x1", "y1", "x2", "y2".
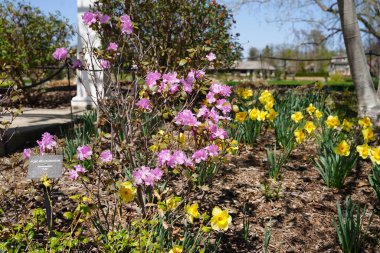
[{"x1": 71, "y1": 0, "x2": 103, "y2": 109}]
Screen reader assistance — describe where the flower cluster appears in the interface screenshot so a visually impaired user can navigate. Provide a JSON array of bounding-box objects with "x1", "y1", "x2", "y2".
[
  {"x1": 37, "y1": 132, "x2": 57, "y2": 154},
  {"x1": 132, "y1": 166, "x2": 163, "y2": 186},
  {"x1": 82, "y1": 11, "x2": 110, "y2": 26}
]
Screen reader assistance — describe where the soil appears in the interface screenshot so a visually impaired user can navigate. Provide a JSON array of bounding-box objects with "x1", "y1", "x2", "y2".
[{"x1": 1, "y1": 131, "x2": 380, "y2": 253}]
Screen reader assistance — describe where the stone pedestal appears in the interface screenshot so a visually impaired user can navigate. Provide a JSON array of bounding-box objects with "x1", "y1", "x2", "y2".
[{"x1": 71, "y1": 0, "x2": 103, "y2": 109}]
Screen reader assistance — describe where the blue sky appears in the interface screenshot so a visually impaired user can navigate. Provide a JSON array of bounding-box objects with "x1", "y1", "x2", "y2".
[{"x1": 26, "y1": 0, "x2": 294, "y2": 56}]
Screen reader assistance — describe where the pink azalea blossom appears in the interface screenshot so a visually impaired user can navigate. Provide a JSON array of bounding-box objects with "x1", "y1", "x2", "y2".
[
  {"x1": 77, "y1": 145, "x2": 92, "y2": 160},
  {"x1": 206, "y1": 92, "x2": 216, "y2": 104},
  {"x1": 23, "y1": 148, "x2": 31, "y2": 160},
  {"x1": 192, "y1": 149, "x2": 208, "y2": 164},
  {"x1": 74, "y1": 165, "x2": 87, "y2": 173},
  {"x1": 82, "y1": 12, "x2": 97, "y2": 25},
  {"x1": 162, "y1": 72, "x2": 180, "y2": 85},
  {"x1": 205, "y1": 145, "x2": 219, "y2": 157},
  {"x1": 210, "y1": 83, "x2": 232, "y2": 97},
  {"x1": 206, "y1": 52, "x2": 216, "y2": 61},
  {"x1": 169, "y1": 84, "x2": 179, "y2": 94},
  {"x1": 120, "y1": 15, "x2": 133, "y2": 34},
  {"x1": 68, "y1": 169, "x2": 79, "y2": 180},
  {"x1": 208, "y1": 107, "x2": 221, "y2": 123},
  {"x1": 133, "y1": 166, "x2": 162, "y2": 186},
  {"x1": 151, "y1": 168, "x2": 163, "y2": 180},
  {"x1": 37, "y1": 132, "x2": 57, "y2": 154},
  {"x1": 216, "y1": 99, "x2": 232, "y2": 115},
  {"x1": 157, "y1": 150, "x2": 172, "y2": 167},
  {"x1": 52, "y1": 48, "x2": 68, "y2": 61},
  {"x1": 195, "y1": 70, "x2": 205, "y2": 79},
  {"x1": 100, "y1": 150, "x2": 113, "y2": 163},
  {"x1": 99, "y1": 59, "x2": 111, "y2": 69},
  {"x1": 168, "y1": 150, "x2": 187, "y2": 168},
  {"x1": 72, "y1": 59, "x2": 83, "y2": 70},
  {"x1": 146, "y1": 71, "x2": 161, "y2": 88},
  {"x1": 98, "y1": 13, "x2": 110, "y2": 24},
  {"x1": 209, "y1": 125, "x2": 228, "y2": 140},
  {"x1": 107, "y1": 42, "x2": 118, "y2": 51},
  {"x1": 175, "y1": 110, "x2": 200, "y2": 127},
  {"x1": 136, "y1": 98, "x2": 152, "y2": 110},
  {"x1": 197, "y1": 105, "x2": 210, "y2": 118}
]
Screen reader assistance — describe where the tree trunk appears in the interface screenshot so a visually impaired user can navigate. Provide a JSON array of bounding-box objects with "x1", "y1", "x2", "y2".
[{"x1": 337, "y1": 0, "x2": 380, "y2": 123}]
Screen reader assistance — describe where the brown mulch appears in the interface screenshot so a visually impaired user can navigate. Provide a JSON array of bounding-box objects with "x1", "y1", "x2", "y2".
[{"x1": 1, "y1": 133, "x2": 380, "y2": 252}]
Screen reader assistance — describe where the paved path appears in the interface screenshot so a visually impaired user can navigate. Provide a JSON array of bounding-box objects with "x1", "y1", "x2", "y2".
[{"x1": 1, "y1": 107, "x2": 87, "y2": 156}]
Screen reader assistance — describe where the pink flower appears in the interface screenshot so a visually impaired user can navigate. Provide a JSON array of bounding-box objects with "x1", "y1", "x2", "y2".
[
  {"x1": 205, "y1": 145, "x2": 219, "y2": 157},
  {"x1": 209, "y1": 125, "x2": 228, "y2": 140},
  {"x1": 157, "y1": 150, "x2": 172, "y2": 167},
  {"x1": 168, "y1": 150, "x2": 187, "y2": 168},
  {"x1": 146, "y1": 71, "x2": 161, "y2": 88},
  {"x1": 100, "y1": 59, "x2": 111, "y2": 69},
  {"x1": 52, "y1": 48, "x2": 68, "y2": 61},
  {"x1": 208, "y1": 107, "x2": 221, "y2": 123},
  {"x1": 98, "y1": 13, "x2": 110, "y2": 24},
  {"x1": 77, "y1": 145, "x2": 92, "y2": 160},
  {"x1": 120, "y1": 15, "x2": 133, "y2": 34},
  {"x1": 210, "y1": 83, "x2": 232, "y2": 97},
  {"x1": 100, "y1": 150, "x2": 112, "y2": 163},
  {"x1": 197, "y1": 105, "x2": 210, "y2": 118},
  {"x1": 23, "y1": 148, "x2": 31, "y2": 160},
  {"x1": 206, "y1": 52, "x2": 216, "y2": 61},
  {"x1": 136, "y1": 98, "x2": 152, "y2": 110},
  {"x1": 175, "y1": 110, "x2": 200, "y2": 127},
  {"x1": 195, "y1": 70, "x2": 205, "y2": 79},
  {"x1": 37, "y1": 132, "x2": 57, "y2": 154},
  {"x1": 74, "y1": 165, "x2": 87, "y2": 173},
  {"x1": 181, "y1": 79, "x2": 193, "y2": 94},
  {"x1": 82, "y1": 12, "x2": 97, "y2": 26},
  {"x1": 107, "y1": 42, "x2": 118, "y2": 51},
  {"x1": 68, "y1": 170, "x2": 79, "y2": 180},
  {"x1": 169, "y1": 84, "x2": 179, "y2": 94},
  {"x1": 192, "y1": 149, "x2": 208, "y2": 164},
  {"x1": 206, "y1": 92, "x2": 216, "y2": 104},
  {"x1": 133, "y1": 166, "x2": 162, "y2": 186},
  {"x1": 72, "y1": 59, "x2": 83, "y2": 70},
  {"x1": 216, "y1": 99, "x2": 232, "y2": 115},
  {"x1": 151, "y1": 168, "x2": 163, "y2": 181},
  {"x1": 162, "y1": 72, "x2": 180, "y2": 85}
]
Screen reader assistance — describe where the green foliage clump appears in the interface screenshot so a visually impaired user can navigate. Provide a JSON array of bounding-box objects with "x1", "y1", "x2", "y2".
[{"x1": 0, "y1": 0, "x2": 74, "y2": 87}]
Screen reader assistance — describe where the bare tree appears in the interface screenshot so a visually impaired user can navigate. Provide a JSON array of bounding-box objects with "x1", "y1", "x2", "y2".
[{"x1": 337, "y1": 0, "x2": 380, "y2": 121}]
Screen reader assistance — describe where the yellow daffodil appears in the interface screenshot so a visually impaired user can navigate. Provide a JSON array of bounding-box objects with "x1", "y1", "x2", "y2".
[
  {"x1": 227, "y1": 139, "x2": 239, "y2": 154},
  {"x1": 264, "y1": 96, "x2": 275, "y2": 110},
  {"x1": 362, "y1": 127, "x2": 376, "y2": 143},
  {"x1": 306, "y1": 103, "x2": 316, "y2": 115},
  {"x1": 358, "y1": 116, "x2": 372, "y2": 129},
  {"x1": 249, "y1": 108, "x2": 260, "y2": 120},
  {"x1": 184, "y1": 203, "x2": 200, "y2": 223},
  {"x1": 179, "y1": 132, "x2": 185, "y2": 145},
  {"x1": 259, "y1": 90, "x2": 272, "y2": 105},
  {"x1": 342, "y1": 119, "x2": 353, "y2": 132},
  {"x1": 334, "y1": 140, "x2": 350, "y2": 156},
  {"x1": 241, "y1": 88, "x2": 253, "y2": 99},
  {"x1": 169, "y1": 245, "x2": 183, "y2": 253},
  {"x1": 235, "y1": 112, "x2": 247, "y2": 123},
  {"x1": 315, "y1": 109, "x2": 323, "y2": 120},
  {"x1": 325, "y1": 115, "x2": 340, "y2": 129},
  {"x1": 210, "y1": 206, "x2": 232, "y2": 231},
  {"x1": 257, "y1": 110, "x2": 267, "y2": 121},
  {"x1": 266, "y1": 109, "x2": 278, "y2": 122},
  {"x1": 291, "y1": 111, "x2": 303, "y2": 123},
  {"x1": 304, "y1": 121, "x2": 316, "y2": 134},
  {"x1": 119, "y1": 181, "x2": 136, "y2": 204},
  {"x1": 370, "y1": 146, "x2": 380, "y2": 164},
  {"x1": 294, "y1": 128, "x2": 305, "y2": 144},
  {"x1": 356, "y1": 144, "x2": 370, "y2": 159}
]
